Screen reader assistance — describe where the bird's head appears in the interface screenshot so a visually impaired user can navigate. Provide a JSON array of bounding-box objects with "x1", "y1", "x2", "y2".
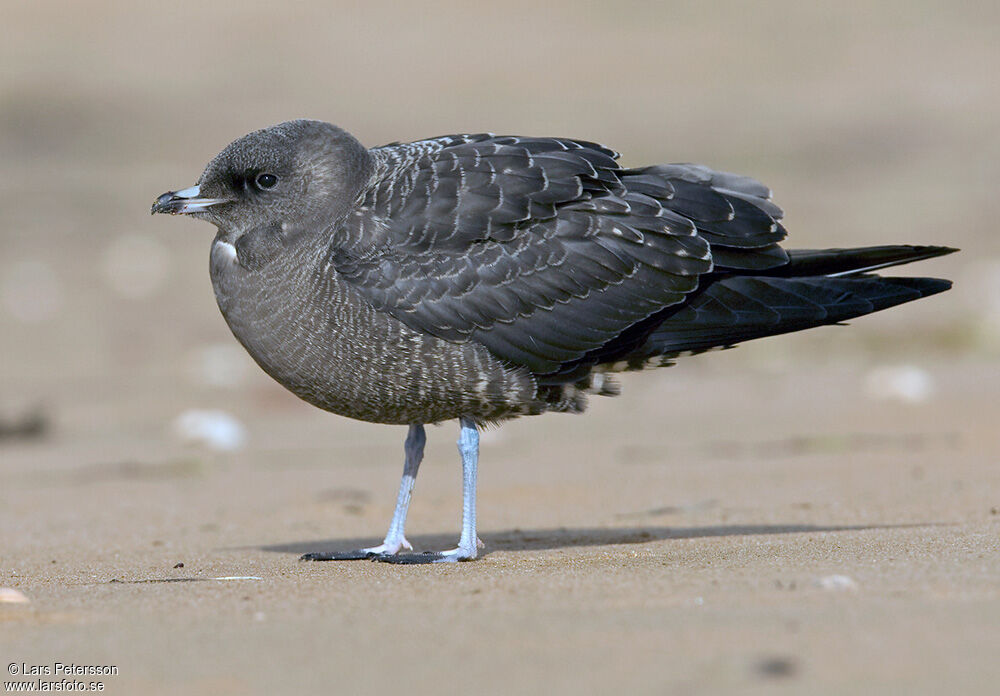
[{"x1": 151, "y1": 120, "x2": 373, "y2": 233}]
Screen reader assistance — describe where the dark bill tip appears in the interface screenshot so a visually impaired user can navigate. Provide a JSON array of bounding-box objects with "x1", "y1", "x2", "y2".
[
  {"x1": 151, "y1": 185, "x2": 226, "y2": 216},
  {"x1": 151, "y1": 191, "x2": 181, "y2": 215}
]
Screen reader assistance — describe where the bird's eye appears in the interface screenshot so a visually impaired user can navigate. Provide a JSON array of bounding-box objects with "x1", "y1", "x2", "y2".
[{"x1": 255, "y1": 173, "x2": 278, "y2": 190}]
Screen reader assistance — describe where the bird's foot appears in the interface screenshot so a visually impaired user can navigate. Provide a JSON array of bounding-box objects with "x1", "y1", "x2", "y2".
[
  {"x1": 300, "y1": 536, "x2": 413, "y2": 562},
  {"x1": 370, "y1": 537, "x2": 483, "y2": 564}
]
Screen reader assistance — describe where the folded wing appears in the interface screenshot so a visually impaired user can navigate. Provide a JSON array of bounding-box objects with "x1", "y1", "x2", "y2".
[{"x1": 332, "y1": 135, "x2": 786, "y2": 374}]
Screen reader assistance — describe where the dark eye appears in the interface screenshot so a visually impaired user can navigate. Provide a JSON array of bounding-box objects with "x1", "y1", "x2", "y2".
[{"x1": 255, "y1": 173, "x2": 278, "y2": 190}]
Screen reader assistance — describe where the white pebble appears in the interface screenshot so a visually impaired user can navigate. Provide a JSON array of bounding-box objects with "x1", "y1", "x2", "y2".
[
  {"x1": 172, "y1": 409, "x2": 247, "y2": 452},
  {"x1": 864, "y1": 365, "x2": 933, "y2": 404},
  {"x1": 0, "y1": 587, "x2": 30, "y2": 604},
  {"x1": 815, "y1": 574, "x2": 859, "y2": 591},
  {"x1": 100, "y1": 234, "x2": 170, "y2": 299}
]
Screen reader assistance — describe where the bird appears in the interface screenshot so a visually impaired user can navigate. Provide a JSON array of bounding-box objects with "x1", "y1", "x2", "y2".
[{"x1": 152, "y1": 119, "x2": 955, "y2": 563}]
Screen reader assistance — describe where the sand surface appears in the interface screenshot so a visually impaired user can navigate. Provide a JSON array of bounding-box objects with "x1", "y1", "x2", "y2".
[{"x1": 1, "y1": 2, "x2": 998, "y2": 694}]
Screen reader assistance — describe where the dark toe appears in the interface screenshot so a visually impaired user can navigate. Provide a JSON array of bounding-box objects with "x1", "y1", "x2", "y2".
[
  {"x1": 300, "y1": 550, "x2": 377, "y2": 561},
  {"x1": 370, "y1": 552, "x2": 443, "y2": 565},
  {"x1": 371, "y1": 552, "x2": 476, "y2": 564}
]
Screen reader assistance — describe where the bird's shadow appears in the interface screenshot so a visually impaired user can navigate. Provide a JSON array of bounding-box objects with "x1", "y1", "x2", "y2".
[{"x1": 258, "y1": 522, "x2": 935, "y2": 558}]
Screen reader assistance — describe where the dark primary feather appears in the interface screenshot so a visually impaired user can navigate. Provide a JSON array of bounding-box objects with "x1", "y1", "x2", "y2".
[
  {"x1": 636, "y1": 274, "x2": 951, "y2": 359},
  {"x1": 536, "y1": 245, "x2": 954, "y2": 384}
]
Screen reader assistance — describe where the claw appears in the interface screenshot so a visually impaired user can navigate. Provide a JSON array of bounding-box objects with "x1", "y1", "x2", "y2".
[{"x1": 361, "y1": 535, "x2": 412, "y2": 555}]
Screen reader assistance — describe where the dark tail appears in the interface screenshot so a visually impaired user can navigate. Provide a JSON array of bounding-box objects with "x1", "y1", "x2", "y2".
[{"x1": 635, "y1": 245, "x2": 956, "y2": 358}]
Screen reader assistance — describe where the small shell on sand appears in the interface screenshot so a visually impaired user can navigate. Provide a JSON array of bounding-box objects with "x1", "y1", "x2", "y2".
[
  {"x1": 815, "y1": 574, "x2": 859, "y2": 591},
  {"x1": 864, "y1": 365, "x2": 933, "y2": 404},
  {"x1": 0, "y1": 587, "x2": 30, "y2": 604},
  {"x1": 171, "y1": 409, "x2": 247, "y2": 452}
]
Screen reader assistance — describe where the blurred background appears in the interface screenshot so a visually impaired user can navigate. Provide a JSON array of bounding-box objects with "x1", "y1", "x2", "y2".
[
  {"x1": 1, "y1": 1, "x2": 994, "y2": 440},
  {"x1": 1, "y1": 2, "x2": 998, "y2": 692}
]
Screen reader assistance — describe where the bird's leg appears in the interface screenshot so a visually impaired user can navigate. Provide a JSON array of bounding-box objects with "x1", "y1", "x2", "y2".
[
  {"x1": 374, "y1": 417, "x2": 481, "y2": 564},
  {"x1": 362, "y1": 423, "x2": 426, "y2": 554},
  {"x1": 441, "y1": 416, "x2": 481, "y2": 560},
  {"x1": 300, "y1": 424, "x2": 426, "y2": 561}
]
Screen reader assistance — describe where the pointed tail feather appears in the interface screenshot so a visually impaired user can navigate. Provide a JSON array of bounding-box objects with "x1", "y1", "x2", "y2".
[{"x1": 760, "y1": 245, "x2": 957, "y2": 278}]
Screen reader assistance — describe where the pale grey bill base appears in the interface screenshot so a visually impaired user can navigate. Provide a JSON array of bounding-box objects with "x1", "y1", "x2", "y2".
[{"x1": 300, "y1": 418, "x2": 482, "y2": 563}]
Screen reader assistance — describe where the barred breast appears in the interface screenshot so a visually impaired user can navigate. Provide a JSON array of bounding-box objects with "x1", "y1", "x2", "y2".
[{"x1": 209, "y1": 236, "x2": 538, "y2": 424}]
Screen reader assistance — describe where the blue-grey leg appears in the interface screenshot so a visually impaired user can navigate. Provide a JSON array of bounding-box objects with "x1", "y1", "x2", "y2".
[
  {"x1": 437, "y1": 417, "x2": 480, "y2": 561},
  {"x1": 300, "y1": 424, "x2": 426, "y2": 561},
  {"x1": 363, "y1": 423, "x2": 426, "y2": 555},
  {"x1": 374, "y1": 417, "x2": 482, "y2": 564}
]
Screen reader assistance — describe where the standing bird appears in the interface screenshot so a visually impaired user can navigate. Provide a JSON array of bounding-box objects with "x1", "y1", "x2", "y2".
[{"x1": 152, "y1": 120, "x2": 954, "y2": 563}]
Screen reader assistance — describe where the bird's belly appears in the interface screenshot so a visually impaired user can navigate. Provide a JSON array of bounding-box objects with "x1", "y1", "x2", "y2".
[{"x1": 209, "y1": 245, "x2": 535, "y2": 424}]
